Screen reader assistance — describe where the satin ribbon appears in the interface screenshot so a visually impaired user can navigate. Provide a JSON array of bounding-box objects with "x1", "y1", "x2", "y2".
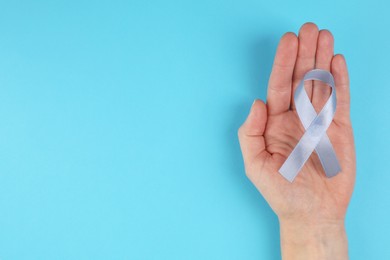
[{"x1": 279, "y1": 69, "x2": 341, "y2": 182}]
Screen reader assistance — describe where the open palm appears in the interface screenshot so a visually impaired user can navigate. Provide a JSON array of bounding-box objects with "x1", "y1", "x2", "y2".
[{"x1": 238, "y1": 23, "x2": 356, "y2": 224}]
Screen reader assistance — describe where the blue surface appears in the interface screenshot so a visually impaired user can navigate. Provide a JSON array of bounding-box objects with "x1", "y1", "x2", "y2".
[{"x1": 0, "y1": 0, "x2": 389, "y2": 259}]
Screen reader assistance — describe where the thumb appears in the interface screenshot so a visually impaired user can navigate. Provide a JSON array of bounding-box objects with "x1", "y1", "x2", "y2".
[{"x1": 238, "y1": 99, "x2": 269, "y2": 166}]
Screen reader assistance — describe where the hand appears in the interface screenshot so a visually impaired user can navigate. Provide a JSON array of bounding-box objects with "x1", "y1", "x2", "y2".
[{"x1": 238, "y1": 23, "x2": 356, "y2": 259}]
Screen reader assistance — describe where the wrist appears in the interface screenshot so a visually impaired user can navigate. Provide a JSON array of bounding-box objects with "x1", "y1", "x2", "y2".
[{"x1": 279, "y1": 217, "x2": 348, "y2": 260}]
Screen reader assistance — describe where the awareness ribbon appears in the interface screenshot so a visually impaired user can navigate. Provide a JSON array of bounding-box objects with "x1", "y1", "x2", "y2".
[{"x1": 278, "y1": 69, "x2": 341, "y2": 182}]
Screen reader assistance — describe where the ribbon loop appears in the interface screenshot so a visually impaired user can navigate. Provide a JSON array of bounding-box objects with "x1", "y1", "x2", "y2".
[{"x1": 279, "y1": 69, "x2": 341, "y2": 182}]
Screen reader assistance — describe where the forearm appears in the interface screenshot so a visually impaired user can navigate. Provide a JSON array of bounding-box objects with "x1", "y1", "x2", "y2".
[{"x1": 279, "y1": 218, "x2": 348, "y2": 260}]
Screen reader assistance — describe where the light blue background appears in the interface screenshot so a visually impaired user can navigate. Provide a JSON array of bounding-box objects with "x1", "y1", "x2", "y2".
[{"x1": 0, "y1": 0, "x2": 388, "y2": 259}]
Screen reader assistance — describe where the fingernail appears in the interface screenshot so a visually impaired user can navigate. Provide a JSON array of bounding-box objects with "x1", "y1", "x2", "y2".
[{"x1": 251, "y1": 99, "x2": 257, "y2": 110}]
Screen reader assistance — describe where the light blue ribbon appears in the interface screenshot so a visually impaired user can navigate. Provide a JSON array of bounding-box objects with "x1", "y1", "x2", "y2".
[{"x1": 279, "y1": 69, "x2": 341, "y2": 182}]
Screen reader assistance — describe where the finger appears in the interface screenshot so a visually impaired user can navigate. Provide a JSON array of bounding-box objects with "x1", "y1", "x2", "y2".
[
  {"x1": 291, "y1": 22, "x2": 319, "y2": 109},
  {"x1": 331, "y1": 54, "x2": 351, "y2": 124},
  {"x1": 267, "y1": 32, "x2": 298, "y2": 115},
  {"x1": 312, "y1": 30, "x2": 334, "y2": 111},
  {"x1": 238, "y1": 99, "x2": 270, "y2": 166}
]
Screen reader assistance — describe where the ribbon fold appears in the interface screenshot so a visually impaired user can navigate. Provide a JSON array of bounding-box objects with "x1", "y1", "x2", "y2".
[{"x1": 279, "y1": 69, "x2": 341, "y2": 182}]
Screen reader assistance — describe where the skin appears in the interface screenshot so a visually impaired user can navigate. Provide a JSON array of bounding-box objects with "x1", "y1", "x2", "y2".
[{"x1": 238, "y1": 23, "x2": 356, "y2": 260}]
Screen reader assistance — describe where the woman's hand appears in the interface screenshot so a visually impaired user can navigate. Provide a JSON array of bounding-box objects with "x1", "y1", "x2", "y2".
[{"x1": 238, "y1": 22, "x2": 356, "y2": 260}]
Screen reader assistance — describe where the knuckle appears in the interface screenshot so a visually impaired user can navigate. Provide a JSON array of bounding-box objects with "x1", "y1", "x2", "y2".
[{"x1": 237, "y1": 126, "x2": 244, "y2": 138}]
